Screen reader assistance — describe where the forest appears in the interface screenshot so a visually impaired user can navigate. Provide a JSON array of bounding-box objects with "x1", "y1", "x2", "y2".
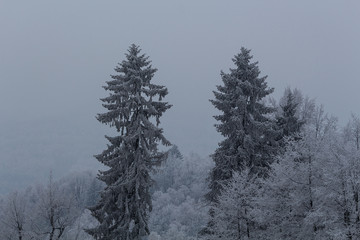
[{"x1": 1, "y1": 45, "x2": 359, "y2": 240}]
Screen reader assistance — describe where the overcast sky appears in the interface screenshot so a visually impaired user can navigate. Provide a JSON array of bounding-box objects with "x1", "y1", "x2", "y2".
[{"x1": 1, "y1": 1, "x2": 360, "y2": 192}]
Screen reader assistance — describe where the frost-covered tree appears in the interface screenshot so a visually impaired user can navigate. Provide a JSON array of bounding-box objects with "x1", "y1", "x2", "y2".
[
  {"x1": 86, "y1": 44, "x2": 171, "y2": 240},
  {"x1": 259, "y1": 135, "x2": 325, "y2": 239},
  {"x1": 257, "y1": 105, "x2": 339, "y2": 239},
  {"x1": 278, "y1": 88, "x2": 303, "y2": 117},
  {"x1": 31, "y1": 173, "x2": 78, "y2": 240},
  {"x1": 209, "y1": 170, "x2": 260, "y2": 240},
  {"x1": 206, "y1": 47, "x2": 277, "y2": 203},
  {"x1": 276, "y1": 89, "x2": 304, "y2": 139},
  {"x1": 204, "y1": 48, "x2": 278, "y2": 238},
  {"x1": 349, "y1": 114, "x2": 360, "y2": 150},
  {"x1": 0, "y1": 191, "x2": 29, "y2": 240},
  {"x1": 150, "y1": 151, "x2": 212, "y2": 239},
  {"x1": 151, "y1": 145, "x2": 183, "y2": 192},
  {"x1": 321, "y1": 115, "x2": 360, "y2": 239}
]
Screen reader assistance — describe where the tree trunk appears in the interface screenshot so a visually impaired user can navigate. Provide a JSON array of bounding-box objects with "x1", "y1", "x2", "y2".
[
  {"x1": 237, "y1": 210, "x2": 242, "y2": 240},
  {"x1": 245, "y1": 208, "x2": 250, "y2": 239}
]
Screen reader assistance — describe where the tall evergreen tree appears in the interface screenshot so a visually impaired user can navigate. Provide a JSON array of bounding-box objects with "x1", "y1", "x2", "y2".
[
  {"x1": 206, "y1": 47, "x2": 277, "y2": 203},
  {"x1": 86, "y1": 44, "x2": 171, "y2": 240}
]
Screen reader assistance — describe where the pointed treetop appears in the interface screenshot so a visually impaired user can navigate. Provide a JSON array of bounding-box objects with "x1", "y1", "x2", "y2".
[{"x1": 232, "y1": 47, "x2": 253, "y2": 66}]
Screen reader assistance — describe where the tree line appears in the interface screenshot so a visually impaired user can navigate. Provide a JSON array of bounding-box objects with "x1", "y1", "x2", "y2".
[{"x1": 1, "y1": 44, "x2": 359, "y2": 239}]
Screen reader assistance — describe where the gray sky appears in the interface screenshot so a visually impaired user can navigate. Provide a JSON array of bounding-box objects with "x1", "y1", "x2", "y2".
[{"x1": 1, "y1": 1, "x2": 360, "y2": 192}]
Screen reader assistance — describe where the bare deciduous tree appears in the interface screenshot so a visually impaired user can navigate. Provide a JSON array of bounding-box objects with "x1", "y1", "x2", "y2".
[
  {"x1": 0, "y1": 190, "x2": 29, "y2": 240},
  {"x1": 30, "y1": 173, "x2": 78, "y2": 240}
]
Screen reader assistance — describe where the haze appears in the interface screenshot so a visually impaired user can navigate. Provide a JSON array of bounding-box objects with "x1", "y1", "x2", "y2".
[{"x1": 0, "y1": 1, "x2": 359, "y2": 193}]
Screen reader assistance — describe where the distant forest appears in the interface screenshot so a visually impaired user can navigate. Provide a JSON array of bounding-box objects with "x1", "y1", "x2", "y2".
[{"x1": 1, "y1": 45, "x2": 359, "y2": 240}]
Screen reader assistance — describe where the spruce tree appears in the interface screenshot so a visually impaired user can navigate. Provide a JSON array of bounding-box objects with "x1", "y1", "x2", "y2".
[
  {"x1": 276, "y1": 89, "x2": 304, "y2": 139},
  {"x1": 206, "y1": 47, "x2": 277, "y2": 203},
  {"x1": 86, "y1": 44, "x2": 171, "y2": 240}
]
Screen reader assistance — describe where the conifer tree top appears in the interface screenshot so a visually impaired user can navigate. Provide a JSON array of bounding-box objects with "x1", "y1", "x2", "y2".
[
  {"x1": 211, "y1": 47, "x2": 274, "y2": 138},
  {"x1": 97, "y1": 44, "x2": 171, "y2": 134}
]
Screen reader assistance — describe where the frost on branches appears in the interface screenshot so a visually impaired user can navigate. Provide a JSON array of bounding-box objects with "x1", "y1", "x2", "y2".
[
  {"x1": 209, "y1": 170, "x2": 259, "y2": 240},
  {"x1": 206, "y1": 47, "x2": 277, "y2": 204},
  {"x1": 203, "y1": 47, "x2": 278, "y2": 238},
  {"x1": 86, "y1": 44, "x2": 171, "y2": 240}
]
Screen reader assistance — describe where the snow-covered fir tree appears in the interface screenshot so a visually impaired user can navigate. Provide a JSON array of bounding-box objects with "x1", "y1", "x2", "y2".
[
  {"x1": 276, "y1": 89, "x2": 304, "y2": 144},
  {"x1": 86, "y1": 44, "x2": 171, "y2": 240},
  {"x1": 203, "y1": 48, "x2": 278, "y2": 237},
  {"x1": 206, "y1": 47, "x2": 278, "y2": 204}
]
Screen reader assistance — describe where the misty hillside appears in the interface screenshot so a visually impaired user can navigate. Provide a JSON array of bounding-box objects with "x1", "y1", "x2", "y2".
[{"x1": 0, "y1": 116, "x2": 106, "y2": 194}]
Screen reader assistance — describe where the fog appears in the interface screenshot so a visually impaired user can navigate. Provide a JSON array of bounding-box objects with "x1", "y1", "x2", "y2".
[{"x1": 1, "y1": 1, "x2": 359, "y2": 193}]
